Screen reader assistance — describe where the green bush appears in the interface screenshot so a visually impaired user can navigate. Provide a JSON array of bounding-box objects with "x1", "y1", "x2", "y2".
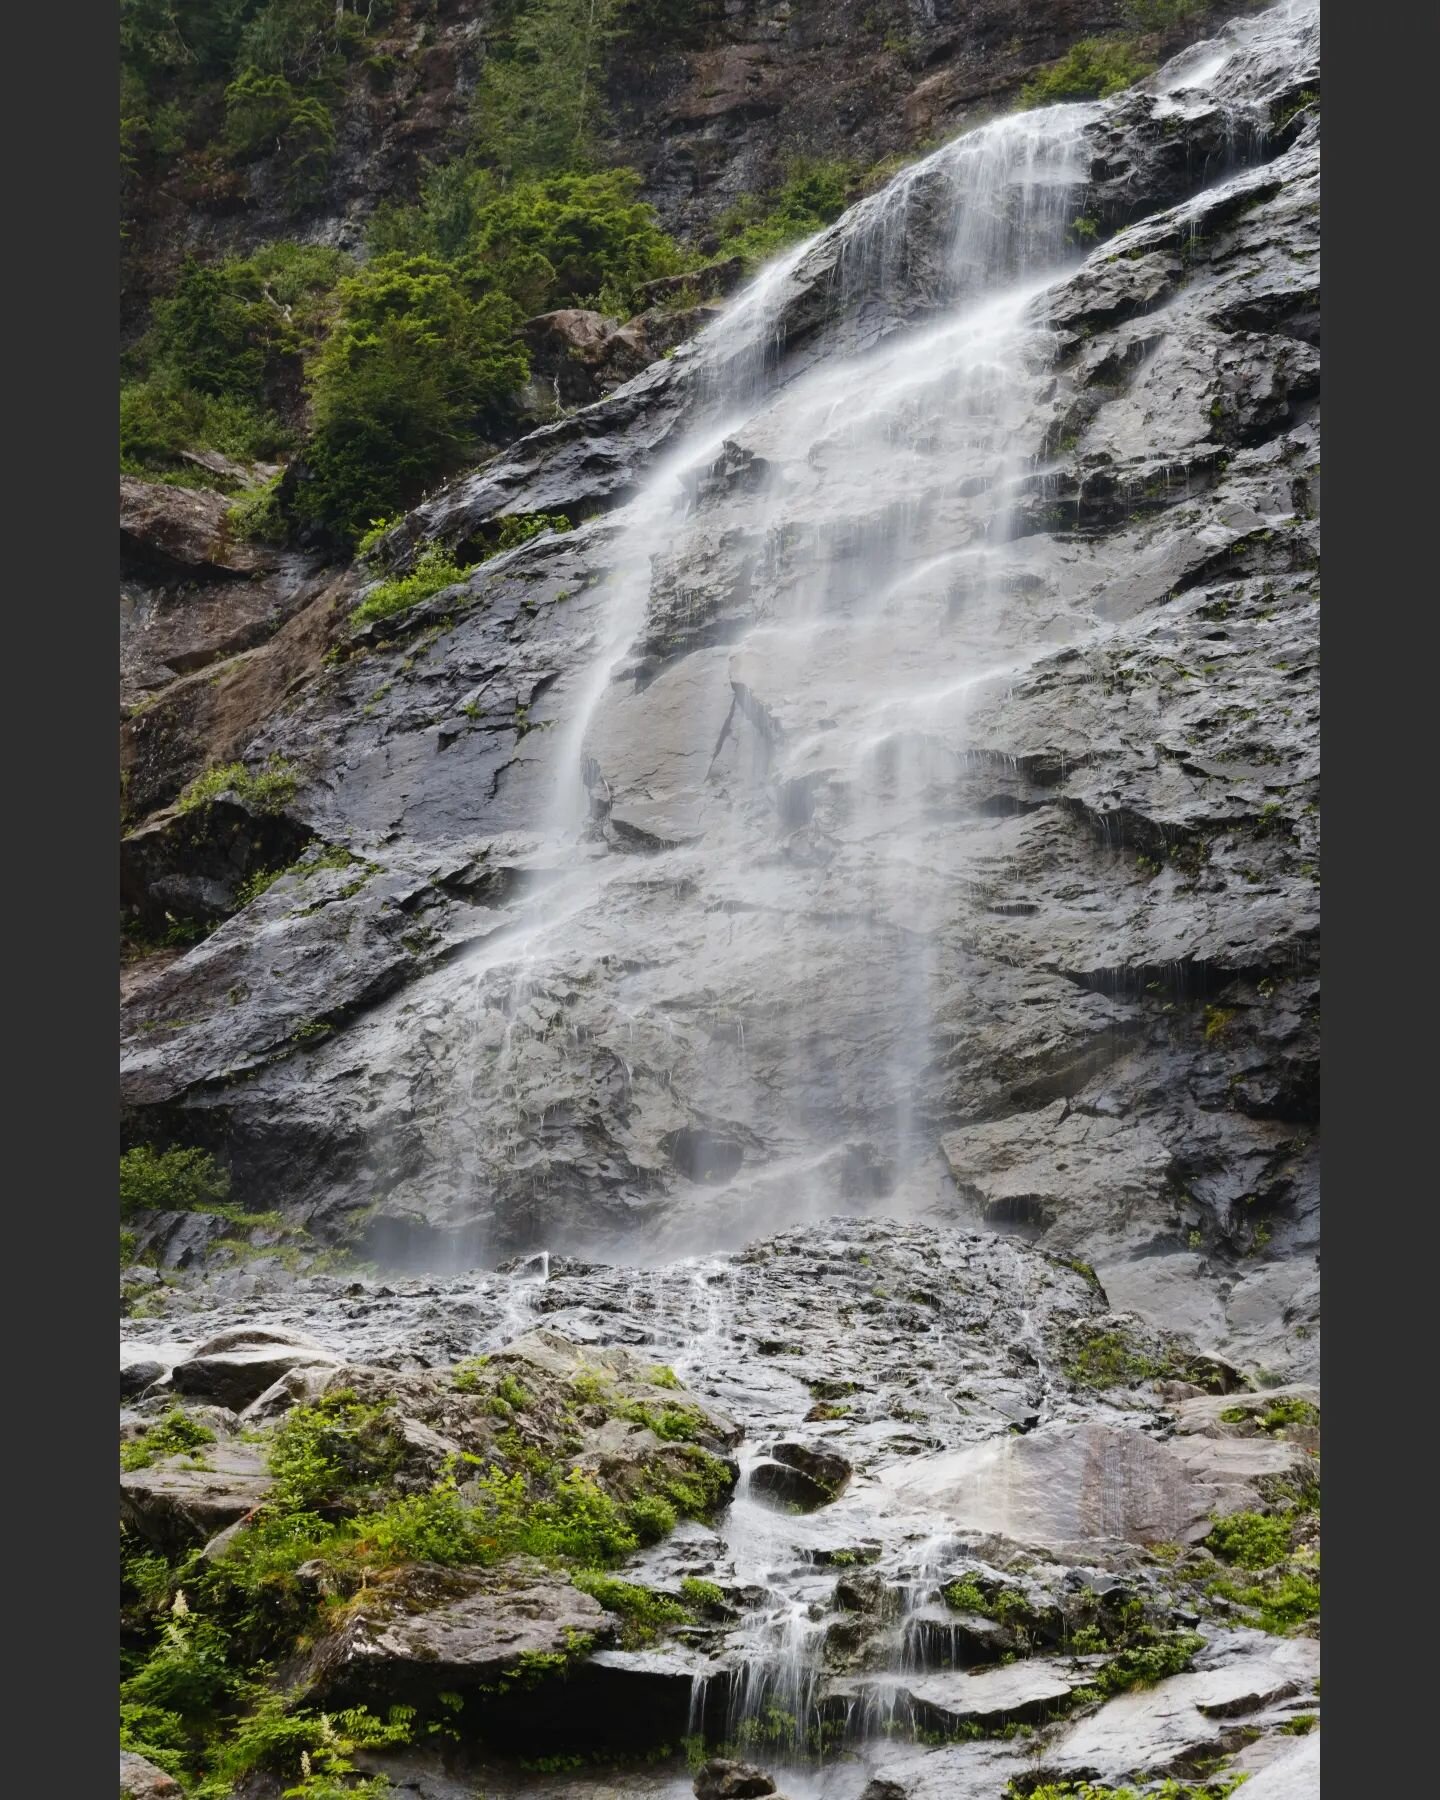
[
  {"x1": 224, "y1": 67, "x2": 336, "y2": 203},
  {"x1": 714, "y1": 157, "x2": 856, "y2": 267},
  {"x1": 372, "y1": 166, "x2": 683, "y2": 318},
  {"x1": 1206, "y1": 1509, "x2": 1292, "y2": 1570},
  {"x1": 571, "y1": 1572, "x2": 689, "y2": 1645},
  {"x1": 267, "y1": 1395, "x2": 405, "y2": 1511},
  {"x1": 471, "y1": 0, "x2": 617, "y2": 178},
  {"x1": 299, "y1": 254, "x2": 527, "y2": 542},
  {"x1": 358, "y1": 1481, "x2": 482, "y2": 1566},
  {"x1": 350, "y1": 542, "x2": 470, "y2": 627},
  {"x1": 120, "y1": 379, "x2": 287, "y2": 473},
  {"x1": 227, "y1": 475, "x2": 288, "y2": 543},
  {"x1": 1019, "y1": 38, "x2": 1155, "y2": 106},
  {"x1": 150, "y1": 258, "x2": 266, "y2": 398},
  {"x1": 623, "y1": 1493, "x2": 678, "y2": 1544},
  {"x1": 176, "y1": 755, "x2": 299, "y2": 816},
  {"x1": 120, "y1": 1146, "x2": 231, "y2": 1218},
  {"x1": 119, "y1": 1700, "x2": 189, "y2": 1781},
  {"x1": 679, "y1": 1576, "x2": 726, "y2": 1611},
  {"x1": 460, "y1": 169, "x2": 684, "y2": 315}
]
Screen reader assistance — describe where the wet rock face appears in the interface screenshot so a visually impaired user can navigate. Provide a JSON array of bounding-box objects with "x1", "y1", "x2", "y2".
[
  {"x1": 693, "y1": 1760, "x2": 777, "y2": 1800},
  {"x1": 121, "y1": 1218, "x2": 1320, "y2": 1794},
  {"x1": 120, "y1": 12, "x2": 1320, "y2": 1403},
  {"x1": 120, "y1": 475, "x2": 327, "y2": 712}
]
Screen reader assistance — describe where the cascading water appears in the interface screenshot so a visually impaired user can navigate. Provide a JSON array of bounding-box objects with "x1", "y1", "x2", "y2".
[{"x1": 113, "y1": 6, "x2": 1317, "y2": 1789}]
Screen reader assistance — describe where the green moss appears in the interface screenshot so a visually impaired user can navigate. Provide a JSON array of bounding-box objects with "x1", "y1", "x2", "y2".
[
  {"x1": 616, "y1": 1398, "x2": 710, "y2": 1442},
  {"x1": 1063, "y1": 1327, "x2": 1167, "y2": 1389},
  {"x1": 1203, "y1": 1004, "x2": 1237, "y2": 1041}
]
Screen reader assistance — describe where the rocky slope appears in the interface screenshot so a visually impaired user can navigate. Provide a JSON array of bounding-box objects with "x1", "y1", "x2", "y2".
[
  {"x1": 121, "y1": 4, "x2": 1320, "y2": 1795},
  {"x1": 122, "y1": 1219, "x2": 1320, "y2": 1796}
]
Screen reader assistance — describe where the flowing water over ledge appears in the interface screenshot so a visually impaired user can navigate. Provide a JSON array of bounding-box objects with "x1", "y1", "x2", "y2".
[{"x1": 122, "y1": 6, "x2": 1320, "y2": 1793}]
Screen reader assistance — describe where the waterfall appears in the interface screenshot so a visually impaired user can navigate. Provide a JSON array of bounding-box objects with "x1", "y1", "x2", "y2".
[{"x1": 410, "y1": 0, "x2": 1315, "y2": 1275}]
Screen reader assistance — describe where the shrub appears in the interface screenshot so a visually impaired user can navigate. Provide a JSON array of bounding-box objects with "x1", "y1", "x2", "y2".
[
  {"x1": 223, "y1": 66, "x2": 336, "y2": 205},
  {"x1": 120, "y1": 1146, "x2": 231, "y2": 1218},
  {"x1": 623, "y1": 1493, "x2": 678, "y2": 1544},
  {"x1": 714, "y1": 157, "x2": 856, "y2": 266},
  {"x1": 1206, "y1": 1509, "x2": 1292, "y2": 1570},
  {"x1": 299, "y1": 254, "x2": 527, "y2": 541},
  {"x1": 1019, "y1": 38, "x2": 1155, "y2": 106},
  {"x1": 149, "y1": 258, "x2": 265, "y2": 398},
  {"x1": 350, "y1": 543, "x2": 470, "y2": 627},
  {"x1": 176, "y1": 755, "x2": 299, "y2": 816},
  {"x1": 470, "y1": 0, "x2": 617, "y2": 178},
  {"x1": 228, "y1": 475, "x2": 288, "y2": 543},
  {"x1": 465, "y1": 170, "x2": 683, "y2": 313},
  {"x1": 120, "y1": 378, "x2": 287, "y2": 472}
]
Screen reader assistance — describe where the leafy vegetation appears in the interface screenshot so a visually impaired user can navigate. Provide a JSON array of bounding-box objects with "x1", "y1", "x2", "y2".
[
  {"x1": 122, "y1": 1409, "x2": 218, "y2": 1472},
  {"x1": 1013, "y1": 1779, "x2": 1250, "y2": 1800},
  {"x1": 1220, "y1": 1396, "x2": 1319, "y2": 1434},
  {"x1": 712, "y1": 157, "x2": 856, "y2": 268},
  {"x1": 120, "y1": 1145, "x2": 231, "y2": 1218},
  {"x1": 570, "y1": 1572, "x2": 690, "y2": 1645},
  {"x1": 176, "y1": 755, "x2": 299, "y2": 816},
  {"x1": 1019, "y1": 38, "x2": 1155, "y2": 106},
  {"x1": 296, "y1": 254, "x2": 528, "y2": 541},
  {"x1": 1202, "y1": 1503, "x2": 1321, "y2": 1634},
  {"x1": 349, "y1": 543, "x2": 472, "y2": 628},
  {"x1": 119, "y1": 1359, "x2": 735, "y2": 1788},
  {"x1": 119, "y1": 1, "x2": 890, "y2": 544}
]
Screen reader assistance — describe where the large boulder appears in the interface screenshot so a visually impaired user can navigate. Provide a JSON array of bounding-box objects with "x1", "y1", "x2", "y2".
[
  {"x1": 694, "y1": 1759, "x2": 778, "y2": 1799},
  {"x1": 170, "y1": 1326, "x2": 340, "y2": 1410},
  {"x1": 120, "y1": 1440, "x2": 272, "y2": 1551},
  {"x1": 299, "y1": 1560, "x2": 613, "y2": 1708},
  {"x1": 120, "y1": 1750, "x2": 183, "y2": 1798}
]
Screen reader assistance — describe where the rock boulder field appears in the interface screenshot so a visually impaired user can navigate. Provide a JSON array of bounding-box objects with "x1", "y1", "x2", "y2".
[{"x1": 120, "y1": 5, "x2": 1320, "y2": 1797}]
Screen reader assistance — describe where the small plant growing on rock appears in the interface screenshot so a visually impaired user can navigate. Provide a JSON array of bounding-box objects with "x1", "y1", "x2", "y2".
[
  {"x1": 350, "y1": 543, "x2": 470, "y2": 628},
  {"x1": 176, "y1": 755, "x2": 299, "y2": 817},
  {"x1": 122, "y1": 1409, "x2": 217, "y2": 1471}
]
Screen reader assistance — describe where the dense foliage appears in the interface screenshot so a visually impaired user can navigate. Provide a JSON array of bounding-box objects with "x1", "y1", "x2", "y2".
[{"x1": 117, "y1": 0, "x2": 894, "y2": 545}]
